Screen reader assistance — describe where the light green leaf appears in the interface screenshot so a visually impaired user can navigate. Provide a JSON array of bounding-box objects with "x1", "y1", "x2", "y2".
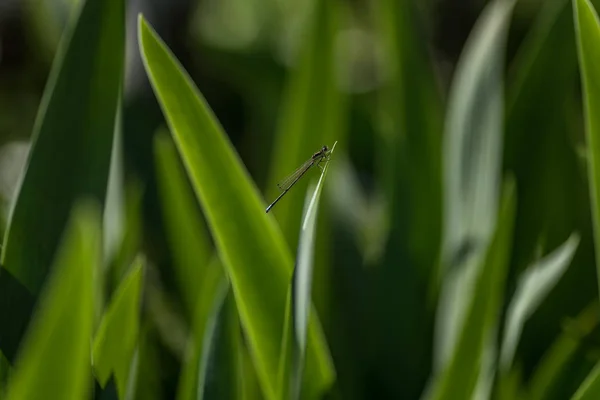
[
  {"x1": 92, "y1": 257, "x2": 144, "y2": 399},
  {"x1": 4, "y1": 201, "x2": 100, "y2": 400},
  {"x1": 574, "y1": 0, "x2": 600, "y2": 294},
  {"x1": 500, "y1": 234, "x2": 580, "y2": 370},
  {"x1": 429, "y1": 177, "x2": 516, "y2": 400},
  {"x1": 279, "y1": 143, "x2": 337, "y2": 400},
  {"x1": 1, "y1": 0, "x2": 124, "y2": 293},
  {"x1": 265, "y1": 0, "x2": 344, "y2": 246},
  {"x1": 137, "y1": 16, "x2": 334, "y2": 400},
  {"x1": 435, "y1": 0, "x2": 515, "y2": 371}
]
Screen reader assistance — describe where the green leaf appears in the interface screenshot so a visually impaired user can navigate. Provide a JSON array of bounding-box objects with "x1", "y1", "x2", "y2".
[
  {"x1": 154, "y1": 131, "x2": 212, "y2": 318},
  {"x1": 4, "y1": 201, "x2": 100, "y2": 400},
  {"x1": 574, "y1": 0, "x2": 600, "y2": 294},
  {"x1": 279, "y1": 143, "x2": 337, "y2": 400},
  {"x1": 429, "y1": 177, "x2": 516, "y2": 400},
  {"x1": 572, "y1": 359, "x2": 600, "y2": 400},
  {"x1": 92, "y1": 257, "x2": 144, "y2": 399},
  {"x1": 265, "y1": 0, "x2": 344, "y2": 247},
  {"x1": 137, "y1": 16, "x2": 334, "y2": 400},
  {"x1": 499, "y1": 234, "x2": 580, "y2": 371},
  {"x1": 1, "y1": 0, "x2": 124, "y2": 293},
  {"x1": 435, "y1": 0, "x2": 515, "y2": 372}
]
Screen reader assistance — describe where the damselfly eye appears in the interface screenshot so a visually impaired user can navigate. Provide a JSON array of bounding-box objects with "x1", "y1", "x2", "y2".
[{"x1": 323, "y1": 145, "x2": 328, "y2": 152}]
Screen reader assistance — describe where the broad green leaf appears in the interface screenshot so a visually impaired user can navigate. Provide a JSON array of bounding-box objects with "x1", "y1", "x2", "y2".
[
  {"x1": 92, "y1": 257, "x2": 144, "y2": 399},
  {"x1": 4, "y1": 201, "x2": 100, "y2": 400},
  {"x1": 154, "y1": 131, "x2": 212, "y2": 318},
  {"x1": 572, "y1": 359, "x2": 600, "y2": 400},
  {"x1": 429, "y1": 177, "x2": 516, "y2": 400},
  {"x1": 176, "y1": 257, "x2": 227, "y2": 400},
  {"x1": 1, "y1": 0, "x2": 124, "y2": 293},
  {"x1": 434, "y1": 0, "x2": 515, "y2": 371},
  {"x1": 279, "y1": 143, "x2": 337, "y2": 400},
  {"x1": 574, "y1": 0, "x2": 600, "y2": 294},
  {"x1": 265, "y1": 0, "x2": 344, "y2": 247},
  {"x1": 138, "y1": 16, "x2": 334, "y2": 400},
  {"x1": 499, "y1": 234, "x2": 580, "y2": 370}
]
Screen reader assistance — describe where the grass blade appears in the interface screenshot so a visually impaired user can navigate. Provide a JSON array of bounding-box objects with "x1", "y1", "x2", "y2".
[
  {"x1": 4, "y1": 201, "x2": 100, "y2": 400},
  {"x1": 92, "y1": 257, "x2": 144, "y2": 399},
  {"x1": 138, "y1": 16, "x2": 334, "y2": 400}
]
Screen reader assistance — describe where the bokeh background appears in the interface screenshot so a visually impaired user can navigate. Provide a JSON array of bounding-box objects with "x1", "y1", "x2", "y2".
[{"x1": 1, "y1": 0, "x2": 600, "y2": 398}]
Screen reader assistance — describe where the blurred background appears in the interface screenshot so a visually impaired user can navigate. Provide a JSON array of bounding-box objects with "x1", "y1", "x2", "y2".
[{"x1": 1, "y1": 0, "x2": 599, "y2": 398}]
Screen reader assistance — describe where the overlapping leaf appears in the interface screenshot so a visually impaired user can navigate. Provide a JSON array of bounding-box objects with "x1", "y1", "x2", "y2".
[{"x1": 138, "y1": 17, "x2": 333, "y2": 400}]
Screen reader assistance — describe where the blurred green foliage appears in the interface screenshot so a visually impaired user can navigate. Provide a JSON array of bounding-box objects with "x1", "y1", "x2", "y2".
[{"x1": 3, "y1": 0, "x2": 600, "y2": 399}]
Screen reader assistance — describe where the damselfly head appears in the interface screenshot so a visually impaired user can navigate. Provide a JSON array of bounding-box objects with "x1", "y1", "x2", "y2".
[{"x1": 322, "y1": 145, "x2": 329, "y2": 153}]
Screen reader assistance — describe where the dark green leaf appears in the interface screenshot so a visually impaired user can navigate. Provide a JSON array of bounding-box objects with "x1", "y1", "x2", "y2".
[{"x1": 0, "y1": 0, "x2": 124, "y2": 293}]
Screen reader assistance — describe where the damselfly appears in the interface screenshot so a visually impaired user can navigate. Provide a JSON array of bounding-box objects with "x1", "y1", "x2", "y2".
[{"x1": 265, "y1": 145, "x2": 331, "y2": 213}]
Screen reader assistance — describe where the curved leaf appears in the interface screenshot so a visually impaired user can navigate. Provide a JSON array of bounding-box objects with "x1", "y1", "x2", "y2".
[
  {"x1": 500, "y1": 233, "x2": 580, "y2": 370},
  {"x1": 4, "y1": 201, "x2": 100, "y2": 400},
  {"x1": 137, "y1": 16, "x2": 334, "y2": 400}
]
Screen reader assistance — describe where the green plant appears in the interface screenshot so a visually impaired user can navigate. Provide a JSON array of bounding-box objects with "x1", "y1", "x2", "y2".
[{"x1": 3, "y1": 0, "x2": 600, "y2": 398}]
